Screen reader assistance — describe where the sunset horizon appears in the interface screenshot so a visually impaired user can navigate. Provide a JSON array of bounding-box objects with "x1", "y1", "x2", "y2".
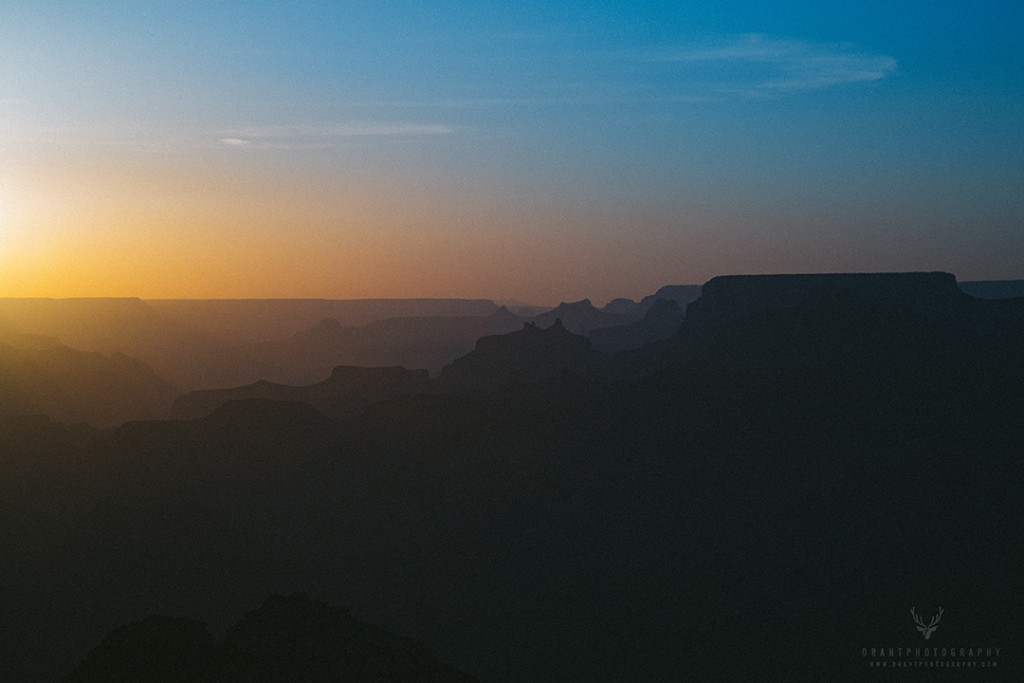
[
  {"x1": 0, "y1": 267, "x2": 1019, "y2": 312},
  {"x1": 3, "y1": 2, "x2": 1021, "y2": 305},
  {"x1": 2, "y1": 4, "x2": 1023, "y2": 676}
]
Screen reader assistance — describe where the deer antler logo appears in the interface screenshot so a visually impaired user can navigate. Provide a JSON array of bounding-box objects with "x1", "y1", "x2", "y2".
[{"x1": 910, "y1": 607, "x2": 943, "y2": 639}]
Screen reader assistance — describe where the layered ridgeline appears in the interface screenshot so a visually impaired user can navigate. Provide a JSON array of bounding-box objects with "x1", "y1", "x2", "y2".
[
  {"x1": 0, "y1": 290, "x2": 694, "y2": 424},
  {"x1": 171, "y1": 272, "x2": 1023, "y2": 418},
  {"x1": 244, "y1": 306, "x2": 524, "y2": 385},
  {"x1": 1, "y1": 273, "x2": 1023, "y2": 681},
  {"x1": 0, "y1": 298, "x2": 515, "y2": 422},
  {"x1": 172, "y1": 366, "x2": 430, "y2": 421},
  {"x1": 0, "y1": 323, "x2": 179, "y2": 427},
  {"x1": 5, "y1": 276, "x2": 1017, "y2": 422},
  {"x1": 0, "y1": 298, "x2": 502, "y2": 390}
]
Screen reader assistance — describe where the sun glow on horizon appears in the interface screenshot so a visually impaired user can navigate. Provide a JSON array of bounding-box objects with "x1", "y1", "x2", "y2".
[
  {"x1": 0, "y1": 190, "x2": 22, "y2": 263},
  {"x1": 1, "y1": 1, "x2": 1021, "y2": 300}
]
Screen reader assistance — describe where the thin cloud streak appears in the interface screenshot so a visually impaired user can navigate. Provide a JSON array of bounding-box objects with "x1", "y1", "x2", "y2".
[
  {"x1": 223, "y1": 123, "x2": 453, "y2": 138},
  {"x1": 353, "y1": 34, "x2": 894, "y2": 109},
  {"x1": 351, "y1": 92, "x2": 715, "y2": 110},
  {"x1": 217, "y1": 122, "x2": 453, "y2": 148},
  {"x1": 655, "y1": 34, "x2": 897, "y2": 93}
]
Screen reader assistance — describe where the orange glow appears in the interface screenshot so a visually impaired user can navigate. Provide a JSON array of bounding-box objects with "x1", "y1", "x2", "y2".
[
  {"x1": 6, "y1": 144, "x2": 1001, "y2": 305},
  {"x1": 3, "y1": 147, "x2": 709, "y2": 303}
]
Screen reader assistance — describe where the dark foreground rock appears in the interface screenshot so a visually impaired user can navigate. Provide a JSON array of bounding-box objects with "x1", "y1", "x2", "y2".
[{"x1": 65, "y1": 594, "x2": 479, "y2": 682}]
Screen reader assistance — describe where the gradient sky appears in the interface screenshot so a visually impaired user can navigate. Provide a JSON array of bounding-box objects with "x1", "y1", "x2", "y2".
[{"x1": 1, "y1": 1, "x2": 1022, "y2": 305}]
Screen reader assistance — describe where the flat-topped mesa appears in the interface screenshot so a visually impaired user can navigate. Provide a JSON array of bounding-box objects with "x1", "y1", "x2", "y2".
[{"x1": 683, "y1": 272, "x2": 968, "y2": 331}]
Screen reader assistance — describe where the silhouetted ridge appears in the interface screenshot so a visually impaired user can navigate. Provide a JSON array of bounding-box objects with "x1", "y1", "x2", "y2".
[
  {"x1": 684, "y1": 272, "x2": 967, "y2": 332},
  {"x1": 489, "y1": 304, "x2": 519, "y2": 321},
  {"x1": 0, "y1": 297, "x2": 509, "y2": 389},
  {"x1": 0, "y1": 321, "x2": 64, "y2": 350},
  {"x1": 242, "y1": 308, "x2": 526, "y2": 384},
  {"x1": 637, "y1": 284, "x2": 703, "y2": 315},
  {"x1": 534, "y1": 298, "x2": 625, "y2": 334},
  {"x1": 173, "y1": 365, "x2": 430, "y2": 420},
  {"x1": 589, "y1": 297, "x2": 685, "y2": 353},
  {"x1": 148, "y1": 298, "x2": 501, "y2": 341},
  {"x1": 601, "y1": 297, "x2": 642, "y2": 319},
  {"x1": 4, "y1": 273, "x2": 1023, "y2": 682},
  {"x1": 613, "y1": 271, "x2": 1024, "y2": 385},
  {"x1": 698, "y1": 284, "x2": 935, "y2": 375},
  {"x1": 64, "y1": 595, "x2": 477, "y2": 682},
  {"x1": 214, "y1": 594, "x2": 478, "y2": 682},
  {"x1": 0, "y1": 297, "x2": 223, "y2": 386},
  {"x1": 0, "y1": 342, "x2": 179, "y2": 426},
  {"x1": 202, "y1": 396, "x2": 331, "y2": 427},
  {"x1": 63, "y1": 616, "x2": 213, "y2": 683},
  {"x1": 439, "y1": 321, "x2": 608, "y2": 391}
]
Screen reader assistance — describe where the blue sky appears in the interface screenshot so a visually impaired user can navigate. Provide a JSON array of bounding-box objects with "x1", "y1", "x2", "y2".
[{"x1": 1, "y1": 1, "x2": 1022, "y2": 303}]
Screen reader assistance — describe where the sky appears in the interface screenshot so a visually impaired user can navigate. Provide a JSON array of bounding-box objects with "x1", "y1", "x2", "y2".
[{"x1": 1, "y1": 1, "x2": 1022, "y2": 305}]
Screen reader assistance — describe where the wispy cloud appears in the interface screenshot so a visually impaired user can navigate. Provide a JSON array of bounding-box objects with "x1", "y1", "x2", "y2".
[
  {"x1": 367, "y1": 35, "x2": 895, "y2": 109},
  {"x1": 217, "y1": 122, "x2": 453, "y2": 148},
  {"x1": 212, "y1": 36, "x2": 893, "y2": 125},
  {"x1": 655, "y1": 34, "x2": 896, "y2": 94}
]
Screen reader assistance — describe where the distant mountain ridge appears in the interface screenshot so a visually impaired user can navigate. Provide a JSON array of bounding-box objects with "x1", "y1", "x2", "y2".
[
  {"x1": 685, "y1": 271, "x2": 967, "y2": 329},
  {"x1": 147, "y1": 298, "x2": 503, "y2": 342},
  {"x1": 0, "y1": 324, "x2": 179, "y2": 426},
  {"x1": 245, "y1": 306, "x2": 525, "y2": 384},
  {"x1": 172, "y1": 365, "x2": 430, "y2": 421},
  {"x1": 439, "y1": 320, "x2": 609, "y2": 392},
  {"x1": 534, "y1": 299, "x2": 626, "y2": 335},
  {"x1": 166, "y1": 271, "x2": 1024, "y2": 418},
  {"x1": 2, "y1": 271, "x2": 1023, "y2": 681},
  {"x1": 637, "y1": 284, "x2": 703, "y2": 314},
  {"x1": 594, "y1": 285, "x2": 703, "y2": 321},
  {"x1": 0, "y1": 297, "x2": 508, "y2": 388},
  {"x1": 2, "y1": 275, "x2": 1020, "y2": 427},
  {"x1": 589, "y1": 298, "x2": 686, "y2": 353}
]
